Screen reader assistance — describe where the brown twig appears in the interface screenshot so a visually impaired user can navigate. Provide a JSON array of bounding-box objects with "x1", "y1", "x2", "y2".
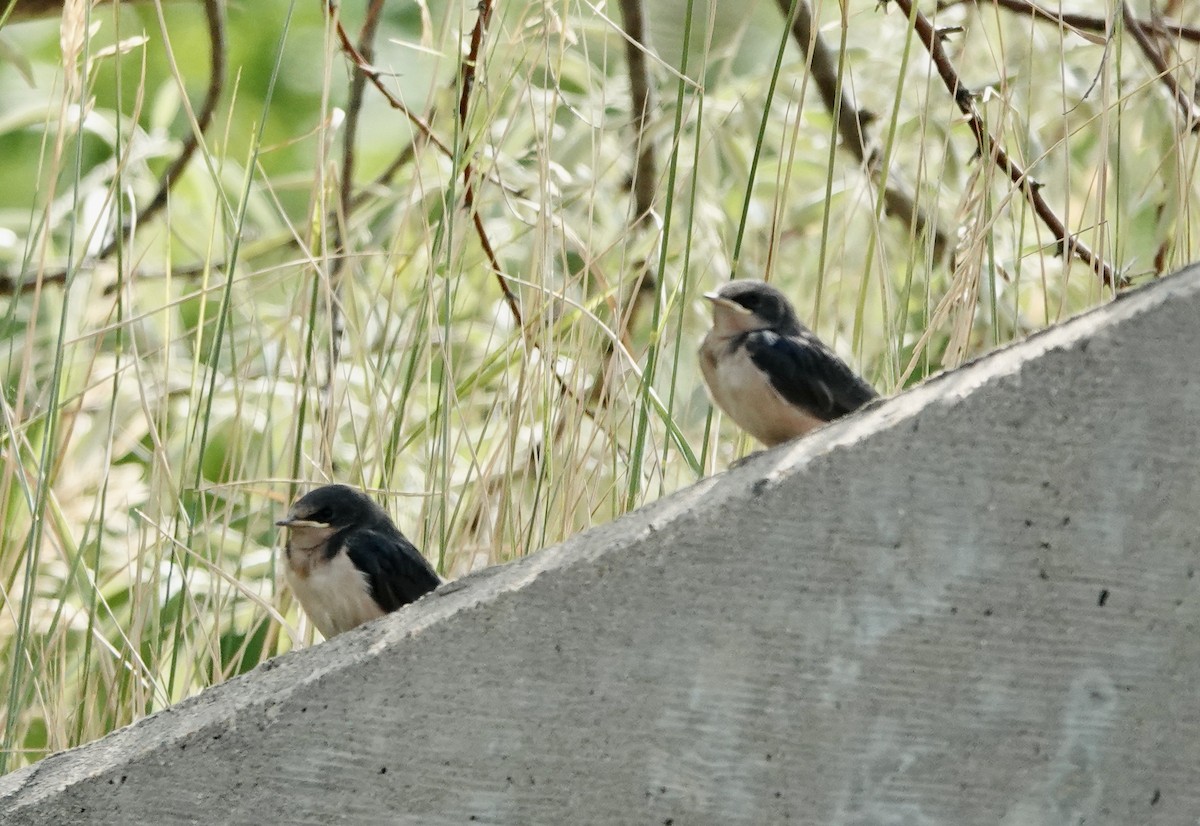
[
  {"x1": 779, "y1": 0, "x2": 872, "y2": 159},
  {"x1": 326, "y1": 0, "x2": 452, "y2": 158},
  {"x1": 329, "y1": 30, "x2": 523, "y2": 199},
  {"x1": 940, "y1": 0, "x2": 1200, "y2": 43},
  {"x1": 1, "y1": 140, "x2": 430, "y2": 296},
  {"x1": 456, "y1": 0, "x2": 522, "y2": 325},
  {"x1": 589, "y1": 0, "x2": 657, "y2": 413},
  {"x1": 336, "y1": 1, "x2": 386, "y2": 328},
  {"x1": 335, "y1": 0, "x2": 386, "y2": 276},
  {"x1": 889, "y1": 0, "x2": 1118, "y2": 286},
  {"x1": 972, "y1": 0, "x2": 1200, "y2": 128},
  {"x1": 3, "y1": 4, "x2": 429, "y2": 295},
  {"x1": 1121, "y1": 2, "x2": 1200, "y2": 130},
  {"x1": 0, "y1": 267, "x2": 69, "y2": 295},
  {"x1": 99, "y1": 0, "x2": 225, "y2": 259},
  {"x1": 315, "y1": 0, "x2": 388, "y2": 463},
  {"x1": 776, "y1": 0, "x2": 949, "y2": 260},
  {"x1": 0, "y1": 258, "x2": 221, "y2": 296},
  {"x1": 5, "y1": 0, "x2": 187, "y2": 23},
  {"x1": 455, "y1": 1, "x2": 611, "y2": 421},
  {"x1": 615, "y1": 0, "x2": 657, "y2": 225}
]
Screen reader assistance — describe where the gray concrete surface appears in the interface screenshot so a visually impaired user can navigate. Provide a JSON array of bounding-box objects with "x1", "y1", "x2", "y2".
[{"x1": 3, "y1": 267, "x2": 1200, "y2": 825}]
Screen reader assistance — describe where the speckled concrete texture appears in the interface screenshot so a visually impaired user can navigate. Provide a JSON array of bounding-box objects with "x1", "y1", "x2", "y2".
[{"x1": 3, "y1": 267, "x2": 1199, "y2": 825}]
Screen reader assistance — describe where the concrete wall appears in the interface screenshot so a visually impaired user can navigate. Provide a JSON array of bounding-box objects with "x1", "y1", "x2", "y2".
[{"x1": 3, "y1": 267, "x2": 1199, "y2": 825}]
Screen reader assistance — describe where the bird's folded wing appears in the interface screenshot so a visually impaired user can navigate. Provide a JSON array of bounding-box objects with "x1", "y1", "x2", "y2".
[
  {"x1": 743, "y1": 329, "x2": 878, "y2": 420},
  {"x1": 344, "y1": 529, "x2": 441, "y2": 613}
]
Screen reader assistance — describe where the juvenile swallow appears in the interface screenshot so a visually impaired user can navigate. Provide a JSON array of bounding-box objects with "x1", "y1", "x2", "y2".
[
  {"x1": 276, "y1": 484, "x2": 441, "y2": 638},
  {"x1": 699, "y1": 279, "x2": 878, "y2": 447}
]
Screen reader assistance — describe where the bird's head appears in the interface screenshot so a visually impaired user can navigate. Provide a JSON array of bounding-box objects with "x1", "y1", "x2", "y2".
[
  {"x1": 276, "y1": 484, "x2": 385, "y2": 551},
  {"x1": 703, "y1": 279, "x2": 804, "y2": 337}
]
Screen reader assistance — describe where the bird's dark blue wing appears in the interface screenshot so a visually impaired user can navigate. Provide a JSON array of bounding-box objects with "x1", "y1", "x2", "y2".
[
  {"x1": 343, "y1": 527, "x2": 441, "y2": 613},
  {"x1": 742, "y1": 329, "x2": 877, "y2": 420}
]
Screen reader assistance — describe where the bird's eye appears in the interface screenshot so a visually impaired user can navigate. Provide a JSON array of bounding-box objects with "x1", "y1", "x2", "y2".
[
  {"x1": 740, "y1": 296, "x2": 764, "y2": 316},
  {"x1": 311, "y1": 507, "x2": 333, "y2": 522}
]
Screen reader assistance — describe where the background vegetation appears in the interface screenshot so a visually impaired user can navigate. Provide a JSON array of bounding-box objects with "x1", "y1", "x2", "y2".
[{"x1": 1, "y1": 0, "x2": 1195, "y2": 772}]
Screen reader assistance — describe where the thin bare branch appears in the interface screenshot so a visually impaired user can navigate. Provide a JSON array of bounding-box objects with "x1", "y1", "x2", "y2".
[
  {"x1": 326, "y1": 0, "x2": 451, "y2": 158},
  {"x1": 776, "y1": 0, "x2": 949, "y2": 260},
  {"x1": 455, "y1": 1, "x2": 610, "y2": 420},
  {"x1": 615, "y1": 0, "x2": 657, "y2": 225},
  {"x1": 889, "y1": 0, "x2": 1118, "y2": 287},
  {"x1": 99, "y1": 0, "x2": 225, "y2": 259},
  {"x1": 941, "y1": 0, "x2": 1200, "y2": 43},
  {"x1": 336, "y1": 0, "x2": 386, "y2": 258},
  {"x1": 0, "y1": 258, "x2": 221, "y2": 295},
  {"x1": 3, "y1": 0, "x2": 186, "y2": 23},
  {"x1": 1121, "y1": 1, "x2": 1200, "y2": 130},
  {"x1": 2, "y1": 139, "x2": 426, "y2": 294},
  {"x1": 0, "y1": 268, "x2": 69, "y2": 295},
  {"x1": 316, "y1": 0, "x2": 388, "y2": 465},
  {"x1": 456, "y1": 0, "x2": 522, "y2": 325}
]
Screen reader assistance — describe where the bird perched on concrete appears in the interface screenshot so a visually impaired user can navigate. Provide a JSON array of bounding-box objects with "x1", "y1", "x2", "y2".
[
  {"x1": 699, "y1": 279, "x2": 878, "y2": 447},
  {"x1": 276, "y1": 484, "x2": 441, "y2": 638}
]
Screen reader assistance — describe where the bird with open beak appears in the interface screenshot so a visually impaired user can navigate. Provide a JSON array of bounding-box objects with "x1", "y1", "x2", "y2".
[
  {"x1": 699, "y1": 279, "x2": 878, "y2": 448},
  {"x1": 276, "y1": 484, "x2": 441, "y2": 639}
]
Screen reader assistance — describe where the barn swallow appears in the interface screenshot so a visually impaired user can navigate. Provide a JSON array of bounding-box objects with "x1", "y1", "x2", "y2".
[
  {"x1": 699, "y1": 279, "x2": 878, "y2": 447},
  {"x1": 276, "y1": 484, "x2": 441, "y2": 638}
]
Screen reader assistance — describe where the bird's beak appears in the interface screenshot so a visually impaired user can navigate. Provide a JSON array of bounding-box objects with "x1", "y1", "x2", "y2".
[
  {"x1": 275, "y1": 517, "x2": 330, "y2": 529},
  {"x1": 703, "y1": 293, "x2": 753, "y2": 315}
]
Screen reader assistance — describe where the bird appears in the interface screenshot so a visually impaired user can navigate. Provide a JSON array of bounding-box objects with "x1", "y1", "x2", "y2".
[
  {"x1": 276, "y1": 484, "x2": 441, "y2": 638},
  {"x1": 699, "y1": 279, "x2": 878, "y2": 447}
]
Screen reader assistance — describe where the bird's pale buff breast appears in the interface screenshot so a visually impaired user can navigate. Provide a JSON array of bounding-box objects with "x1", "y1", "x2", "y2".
[
  {"x1": 285, "y1": 546, "x2": 385, "y2": 638},
  {"x1": 700, "y1": 331, "x2": 824, "y2": 447}
]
